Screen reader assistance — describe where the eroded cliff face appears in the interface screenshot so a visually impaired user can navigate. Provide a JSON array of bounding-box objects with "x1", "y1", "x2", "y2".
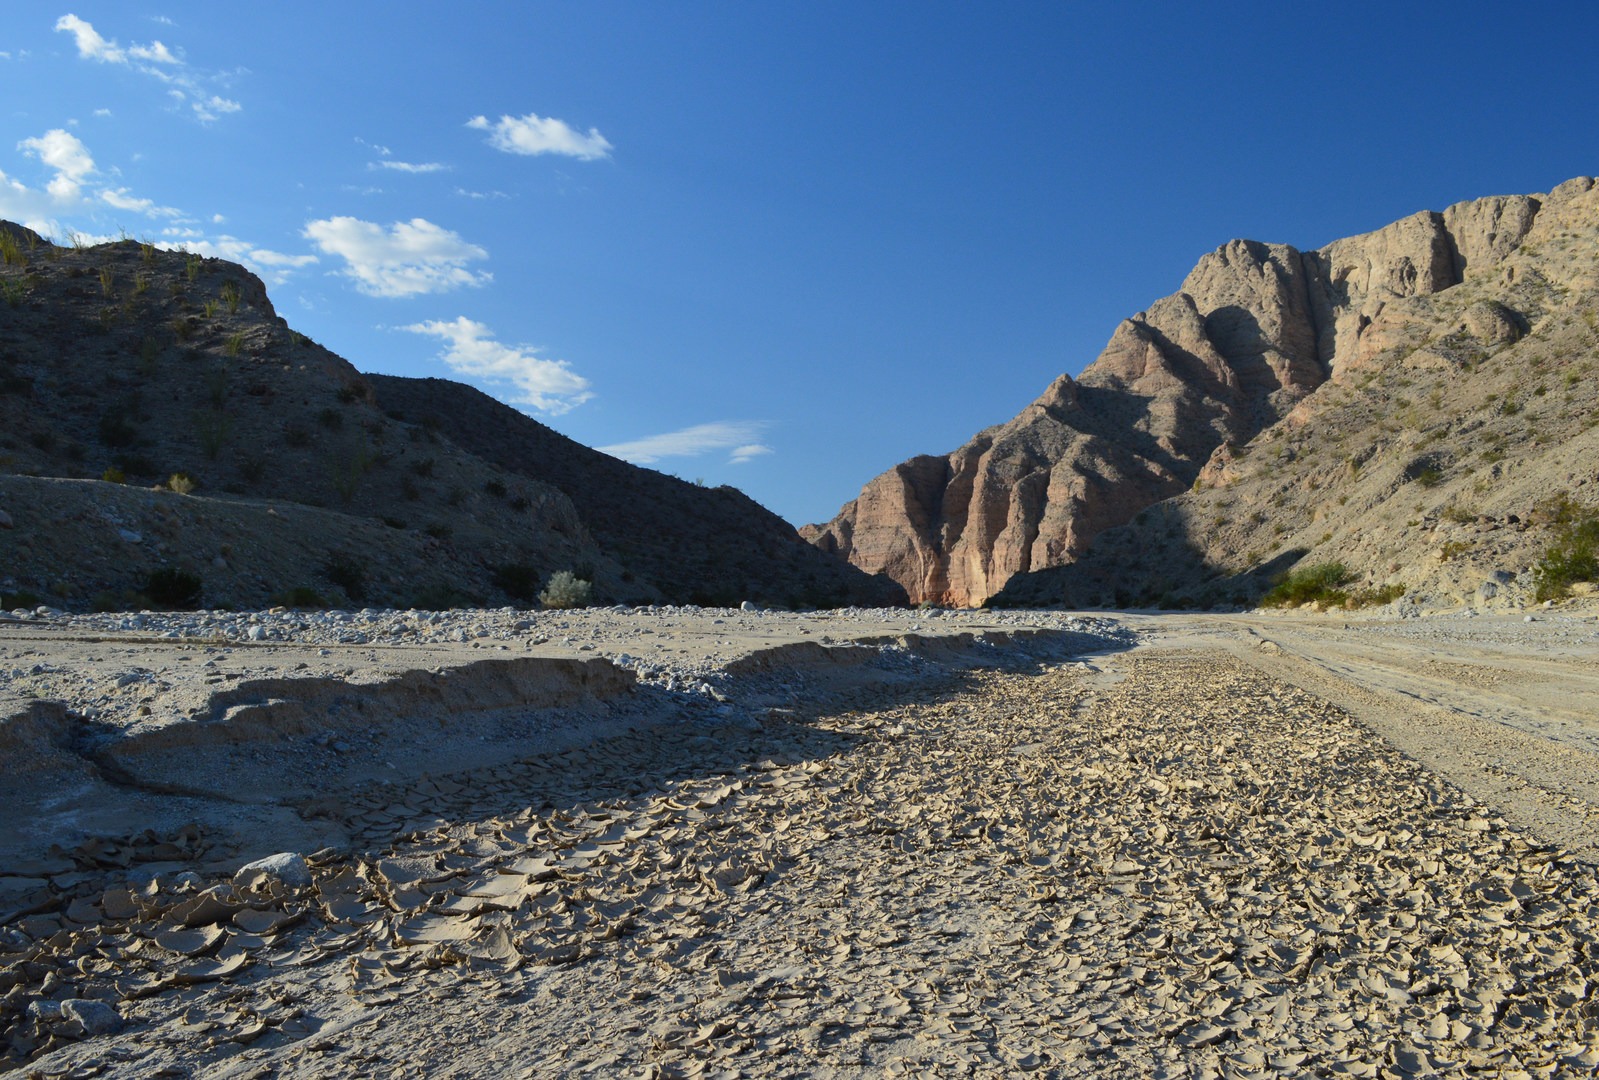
[{"x1": 803, "y1": 185, "x2": 1563, "y2": 606}]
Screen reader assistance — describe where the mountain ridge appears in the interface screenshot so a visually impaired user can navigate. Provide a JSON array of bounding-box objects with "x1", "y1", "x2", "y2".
[
  {"x1": 0, "y1": 224, "x2": 902, "y2": 611},
  {"x1": 804, "y1": 177, "x2": 1598, "y2": 608}
]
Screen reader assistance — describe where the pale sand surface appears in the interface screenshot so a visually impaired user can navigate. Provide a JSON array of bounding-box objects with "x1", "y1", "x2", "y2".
[{"x1": 3, "y1": 606, "x2": 1598, "y2": 1076}]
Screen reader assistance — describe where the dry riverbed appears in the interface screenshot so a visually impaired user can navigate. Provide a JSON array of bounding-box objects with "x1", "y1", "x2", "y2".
[{"x1": 2, "y1": 604, "x2": 1597, "y2": 1077}]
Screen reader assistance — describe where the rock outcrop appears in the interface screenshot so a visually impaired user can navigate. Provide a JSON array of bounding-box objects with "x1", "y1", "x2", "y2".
[
  {"x1": 991, "y1": 177, "x2": 1599, "y2": 610},
  {"x1": 806, "y1": 181, "x2": 1586, "y2": 607}
]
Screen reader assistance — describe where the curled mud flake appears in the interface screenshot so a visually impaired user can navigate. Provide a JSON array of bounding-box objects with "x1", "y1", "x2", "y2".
[
  {"x1": 168, "y1": 951, "x2": 249, "y2": 985},
  {"x1": 232, "y1": 906, "x2": 303, "y2": 936},
  {"x1": 154, "y1": 925, "x2": 226, "y2": 957},
  {"x1": 393, "y1": 914, "x2": 477, "y2": 947},
  {"x1": 167, "y1": 887, "x2": 243, "y2": 928}
]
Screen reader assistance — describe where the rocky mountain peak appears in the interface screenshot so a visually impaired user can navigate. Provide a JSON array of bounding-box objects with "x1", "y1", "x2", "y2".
[{"x1": 807, "y1": 178, "x2": 1599, "y2": 607}]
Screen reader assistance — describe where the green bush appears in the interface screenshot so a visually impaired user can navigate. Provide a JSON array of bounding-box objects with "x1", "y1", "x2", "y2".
[
  {"x1": 145, "y1": 568, "x2": 202, "y2": 609},
  {"x1": 1261, "y1": 562, "x2": 1353, "y2": 608},
  {"x1": 1534, "y1": 506, "x2": 1599, "y2": 601},
  {"x1": 539, "y1": 570, "x2": 592, "y2": 609}
]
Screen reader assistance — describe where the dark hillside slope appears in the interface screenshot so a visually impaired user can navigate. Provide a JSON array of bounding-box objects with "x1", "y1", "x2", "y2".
[{"x1": 368, "y1": 376, "x2": 906, "y2": 608}]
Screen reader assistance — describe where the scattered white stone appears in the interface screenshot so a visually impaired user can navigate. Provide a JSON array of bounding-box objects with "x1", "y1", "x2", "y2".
[
  {"x1": 118, "y1": 529, "x2": 141, "y2": 543},
  {"x1": 60, "y1": 999, "x2": 123, "y2": 1036},
  {"x1": 235, "y1": 851, "x2": 312, "y2": 891}
]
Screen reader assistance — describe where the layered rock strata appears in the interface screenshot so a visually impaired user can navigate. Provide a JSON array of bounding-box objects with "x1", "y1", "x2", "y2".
[{"x1": 805, "y1": 184, "x2": 1563, "y2": 606}]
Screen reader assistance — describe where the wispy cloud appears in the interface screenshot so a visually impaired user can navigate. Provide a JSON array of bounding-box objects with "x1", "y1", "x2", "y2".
[
  {"x1": 56, "y1": 14, "x2": 137, "y2": 63},
  {"x1": 18, "y1": 128, "x2": 95, "y2": 200},
  {"x1": 402, "y1": 317, "x2": 593, "y2": 415},
  {"x1": 467, "y1": 112, "x2": 613, "y2": 160},
  {"x1": 0, "y1": 166, "x2": 62, "y2": 236},
  {"x1": 12, "y1": 128, "x2": 186, "y2": 223},
  {"x1": 55, "y1": 14, "x2": 240, "y2": 122},
  {"x1": 600, "y1": 422, "x2": 772, "y2": 466},
  {"x1": 455, "y1": 187, "x2": 509, "y2": 201},
  {"x1": 371, "y1": 160, "x2": 449, "y2": 174},
  {"x1": 157, "y1": 231, "x2": 318, "y2": 285},
  {"x1": 303, "y1": 216, "x2": 490, "y2": 298},
  {"x1": 190, "y1": 94, "x2": 241, "y2": 122}
]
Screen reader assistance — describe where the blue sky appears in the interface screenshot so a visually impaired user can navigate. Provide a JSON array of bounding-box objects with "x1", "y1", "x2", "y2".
[{"x1": 3, "y1": 3, "x2": 1596, "y2": 526}]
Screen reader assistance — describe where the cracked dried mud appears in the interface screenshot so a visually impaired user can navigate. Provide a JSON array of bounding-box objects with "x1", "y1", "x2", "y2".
[{"x1": 3, "y1": 608, "x2": 1598, "y2": 1077}]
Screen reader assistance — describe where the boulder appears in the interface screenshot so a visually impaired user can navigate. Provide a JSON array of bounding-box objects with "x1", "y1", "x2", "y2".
[{"x1": 235, "y1": 851, "x2": 312, "y2": 892}]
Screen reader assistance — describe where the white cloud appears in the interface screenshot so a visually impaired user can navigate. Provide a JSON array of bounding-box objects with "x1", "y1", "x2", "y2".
[
  {"x1": 157, "y1": 234, "x2": 318, "y2": 285},
  {"x1": 56, "y1": 14, "x2": 125, "y2": 63},
  {"x1": 600, "y1": 422, "x2": 772, "y2": 466},
  {"x1": 18, "y1": 128, "x2": 95, "y2": 200},
  {"x1": 372, "y1": 160, "x2": 449, "y2": 174},
  {"x1": 467, "y1": 112, "x2": 613, "y2": 160},
  {"x1": 99, "y1": 187, "x2": 152, "y2": 213},
  {"x1": 0, "y1": 167, "x2": 63, "y2": 235},
  {"x1": 729, "y1": 443, "x2": 774, "y2": 464},
  {"x1": 455, "y1": 187, "x2": 509, "y2": 200},
  {"x1": 129, "y1": 40, "x2": 178, "y2": 64},
  {"x1": 191, "y1": 95, "x2": 241, "y2": 122},
  {"x1": 303, "y1": 216, "x2": 490, "y2": 298},
  {"x1": 402, "y1": 317, "x2": 592, "y2": 415},
  {"x1": 55, "y1": 14, "x2": 237, "y2": 122},
  {"x1": 92, "y1": 107, "x2": 112, "y2": 118}
]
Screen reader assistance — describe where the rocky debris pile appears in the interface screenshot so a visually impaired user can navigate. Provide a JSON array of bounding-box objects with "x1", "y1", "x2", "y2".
[{"x1": 6, "y1": 655, "x2": 1597, "y2": 1076}]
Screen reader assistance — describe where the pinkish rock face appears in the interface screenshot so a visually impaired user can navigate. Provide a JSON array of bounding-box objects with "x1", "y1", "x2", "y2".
[{"x1": 805, "y1": 185, "x2": 1576, "y2": 606}]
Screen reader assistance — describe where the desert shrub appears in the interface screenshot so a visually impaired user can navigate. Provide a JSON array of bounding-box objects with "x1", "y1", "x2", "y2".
[
  {"x1": 1534, "y1": 506, "x2": 1599, "y2": 601},
  {"x1": 145, "y1": 567, "x2": 202, "y2": 609},
  {"x1": 409, "y1": 457, "x2": 435, "y2": 478},
  {"x1": 539, "y1": 570, "x2": 592, "y2": 610},
  {"x1": 483, "y1": 478, "x2": 508, "y2": 499},
  {"x1": 323, "y1": 553, "x2": 368, "y2": 603},
  {"x1": 1261, "y1": 562, "x2": 1353, "y2": 608},
  {"x1": 167, "y1": 473, "x2": 196, "y2": 494},
  {"x1": 336, "y1": 384, "x2": 361, "y2": 404},
  {"x1": 423, "y1": 522, "x2": 451, "y2": 540},
  {"x1": 1348, "y1": 583, "x2": 1406, "y2": 607},
  {"x1": 270, "y1": 586, "x2": 328, "y2": 609},
  {"x1": 220, "y1": 281, "x2": 241, "y2": 314},
  {"x1": 282, "y1": 422, "x2": 311, "y2": 448},
  {"x1": 196, "y1": 409, "x2": 232, "y2": 459},
  {"x1": 492, "y1": 563, "x2": 540, "y2": 603},
  {"x1": 101, "y1": 466, "x2": 126, "y2": 484},
  {"x1": 1, "y1": 590, "x2": 40, "y2": 609},
  {"x1": 0, "y1": 230, "x2": 23, "y2": 267},
  {"x1": 317, "y1": 407, "x2": 343, "y2": 430}
]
